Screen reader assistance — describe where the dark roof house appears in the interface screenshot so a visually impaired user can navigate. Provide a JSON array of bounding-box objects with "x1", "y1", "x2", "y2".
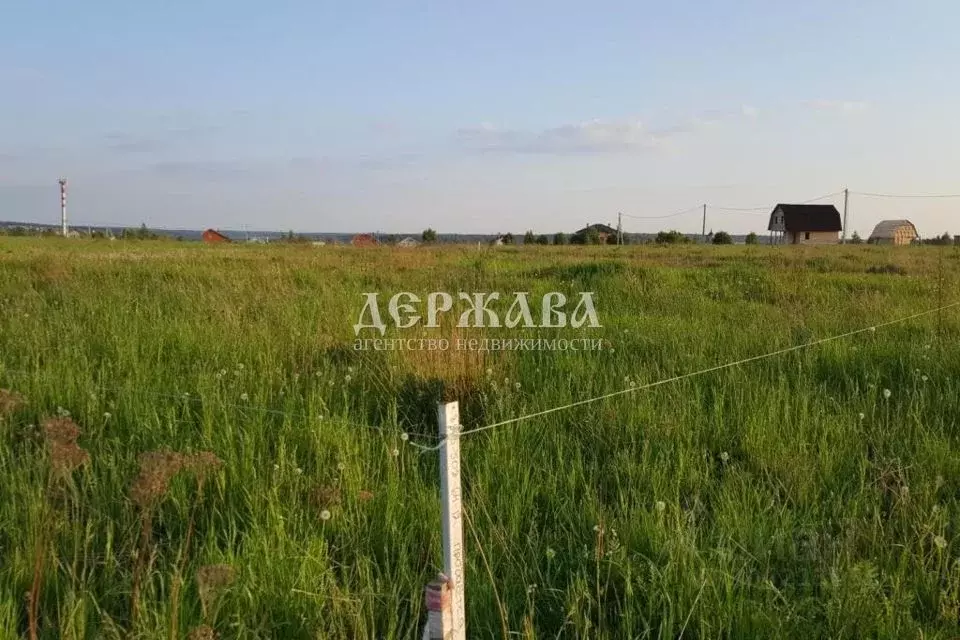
[
  {"x1": 573, "y1": 223, "x2": 618, "y2": 244},
  {"x1": 767, "y1": 204, "x2": 842, "y2": 245}
]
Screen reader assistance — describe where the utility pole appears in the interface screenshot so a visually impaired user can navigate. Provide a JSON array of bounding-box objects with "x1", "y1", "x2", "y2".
[
  {"x1": 58, "y1": 178, "x2": 68, "y2": 236},
  {"x1": 617, "y1": 212, "x2": 622, "y2": 245},
  {"x1": 702, "y1": 204, "x2": 707, "y2": 242},
  {"x1": 842, "y1": 188, "x2": 849, "y2": 243}
]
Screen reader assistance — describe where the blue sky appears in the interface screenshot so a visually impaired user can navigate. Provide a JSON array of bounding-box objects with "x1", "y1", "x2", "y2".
[{"x1": 2, "y1": 0, "x2": 959, "y2": 235}]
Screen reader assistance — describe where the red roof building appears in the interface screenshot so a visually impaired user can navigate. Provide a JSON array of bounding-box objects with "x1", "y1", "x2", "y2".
[
  {"x1": 202, "y1": 229, "x2": 232, "y2": 244},
  {"x1": 351, "y1": 233, "x2": 378, "y2": 247}
]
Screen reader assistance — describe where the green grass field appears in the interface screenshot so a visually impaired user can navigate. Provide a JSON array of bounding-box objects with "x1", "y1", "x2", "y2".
[{"x1": 1, "y1": 238, "x2": 959, "y2": 639}]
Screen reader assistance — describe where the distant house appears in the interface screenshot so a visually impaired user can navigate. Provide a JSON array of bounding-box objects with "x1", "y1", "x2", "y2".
[
  {"x1": 202, "y1": 229, "x2": 232, "y2": 244},
  {"x1": 397, "y1": 237, "x2": 419, "y2": 248},
  {"x1": 490, "y1": 235, "x2": 505, "y2": 246},
  {"x1": 351, "y1": 233, "x2": 378, "y2": 247},
  {"x1": 869, "y1": 220, "x2": 919, "y2": 245},
  {"x1": 311, "y1": 240, "x2": 327, "y2": 247},
  {"x1": 573, "y1": 223, "x2": 618, "y2": 244},
  {"x1": 767, "y1": 204, "x2": 842, "y2": 245}
]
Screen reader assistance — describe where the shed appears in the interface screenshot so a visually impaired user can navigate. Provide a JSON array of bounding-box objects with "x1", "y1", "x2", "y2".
[
  {"x1": 351, "y1": 233, "x2": 378, "y2": 247},
  {"x1": 767, "y1": 204, "x2": 842, "y2": 245},
  {"x1": 202, "y1": 229, "x2": 232, "y2": 244},
  {"x1": 869, "y1": 220, "x2": 919, "y2": 245},
  {"x1": 397, "y1": 237, "x2": 419, "y2": 248}
]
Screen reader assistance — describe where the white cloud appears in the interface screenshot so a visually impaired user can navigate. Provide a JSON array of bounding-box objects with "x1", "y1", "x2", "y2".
[
  {"x1": 457, "y1": 106, "x2": 758, "y2": 155},
  {"x1": 806, "y1": 99, "x2": 868, "y2": 113}
]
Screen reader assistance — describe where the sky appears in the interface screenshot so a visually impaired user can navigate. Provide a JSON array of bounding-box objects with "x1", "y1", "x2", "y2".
[{"x1": 2, "y1": 0, "x2": 960, "y2": 236}]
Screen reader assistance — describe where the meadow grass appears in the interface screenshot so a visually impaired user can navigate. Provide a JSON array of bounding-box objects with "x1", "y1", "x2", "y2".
[{"x1": 0, "y1": 238, "x2": 959, "y2": 638}]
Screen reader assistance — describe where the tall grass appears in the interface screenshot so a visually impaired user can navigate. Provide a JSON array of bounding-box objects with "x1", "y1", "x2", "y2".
[{"x1": 0, "y1": 238, "x2": 958, "y2": 638}]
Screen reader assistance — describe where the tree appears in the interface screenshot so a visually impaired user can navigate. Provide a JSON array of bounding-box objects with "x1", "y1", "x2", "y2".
[
  {"x1": 536, "y1": 234, "x2": 549, "y2": 245},
  {"x1": 655, "y1": 230, "x2": 691, "y2": 244},
  {"x1": 523, "y1": 230, "x2": 536, "y2": 245},
  {"x1": 502, "y1": 232, "x2": 515, "y2": 245},
  {"x1": 553, "y1": 232, "x2": 568, "y2": 245},
  {"x1": 712, "y1": 231, "x2": 733, "y2": 245},
  {"x1": 849, "y1": 231, "x2": 863, "y2": 244},
  {"x1": 745, "y1": 232, "x2": 758, "y2": 245},
  {"x1": 421, "y1": 228, "x2": 437, "y2": 243}
]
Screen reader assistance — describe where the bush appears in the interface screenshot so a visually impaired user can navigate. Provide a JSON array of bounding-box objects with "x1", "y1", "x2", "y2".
[
  {"x1": 502, "y1": 233, "x2": 515, "y2": 245},
  {"x1": 712, "y1": 231, "x2": 733, "y2": 245},
  {"x1": 745, "y1": 232, "x2": 758, "y2": 245},
  {"x1": 421, "y1": 228, "x2": 437, "y2": 243},
  {"x1": 866, "y1": 264, "x2": 907, "y2": 276},
  {"x1": 523, "y1": 231, "x2": 536, "y2": 245},
  {"x1": 536, "y1": 235, "x2": 549, "y2": 245},
  {"x1": 553, "y1": 232, "x2": 568, "y2": 245}
]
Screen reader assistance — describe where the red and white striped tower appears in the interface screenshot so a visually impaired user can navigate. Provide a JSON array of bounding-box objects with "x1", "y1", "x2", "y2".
[{"x1": 58, "y1": 178, "x2": 68, "y2": 236}]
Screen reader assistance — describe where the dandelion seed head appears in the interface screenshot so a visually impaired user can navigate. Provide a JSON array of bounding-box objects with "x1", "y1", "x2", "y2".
[
  {"x1": 545, "y1": 548, "x2": 556, "y2": 560},
  {"x1": 935, "y1": 535, "x2": 948, "y2": 550},
  {"x1": 858, "y1": 412, "x2": 865, "y2": 420},
  {"x1": 883, "y1": 388, "x2": 892, "y2": 400},
  {"x1": 656, "y1": 501, "x2": 666, "y2": 513},
  {"x1": 344, "y1": 375, "x2": 352, "y2": 383},
  {"x1": 104, "y1": 412, "x2": 112, "y2": 419},
  {"x1": 720, "y1": 451, "x2": 730, "y2": 463},
  {"x1": 400, "y1": 432, "x2": 409, "y2": 442},
  {"x1": 240, "y1": 393, "x2": 249, "y2": 401},
  {"x1": 319, "y1": 509, "x2": 332, "y2": 521},
  {"x1": 337, "y1": 462, "x2": 346, "y2": 472},
  {"x1": 295, "y1": 467, "x2": 303, "y2": 475},
  {"x1": 514, "y1": 382, "x2": 521, "y2": 390},
  {"x1": 391, "y1": 448, "x2": 400, "y2": 457},
  {"x1": 922, "y1": 375, "x2": 929, "y2": 382}
]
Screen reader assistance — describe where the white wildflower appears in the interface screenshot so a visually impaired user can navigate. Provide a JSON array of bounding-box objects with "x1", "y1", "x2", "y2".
[
  {"x1": 337, "y1": 462, "x2": 346, "y2": 472},
  {"x1": 391, "y1": 448, "x2": 400, "y2": 457},
  {"x1": 344, "y1": 374, "x2": 352, "y2": 383},
  {"x1": 514, "y1": 382, "x2": 521, "y2": 390},
  {"x1": 934, "y1": 535, "x2": 948, "y2": 550},
  {"x1": 720, "y1": 451, "x2": 730, "y2": 464},
  {"x1": 655, "y1": 501, "x2": 666, "y2": 513},
  {"x1": 883, "y1": 388, "x2": 892, "y2": 400},
  {"x1": 103, "y1": 412, "x2": 112, "y2": 419},
  {"x1": 485, "y1": 368, "x2": 492, "y2": 376},
  {"x1": 922, "y1": 375, "x2": 929, "y2": 382},
  {"x1": 319, "y1": 509, "x2": 331, "y2": 521},
  {"x1": 858, "y1": 412, "x2": 865, "y2": 420},
  {"x1": 545, "y1": 548, "x2": 556, "y2": 561},
  {"x1": 240, "y1": 393, "x2": 249, "y2": 401},
  {"x1": 295, "y1": 467, "x2": 303, "y2": 475}
]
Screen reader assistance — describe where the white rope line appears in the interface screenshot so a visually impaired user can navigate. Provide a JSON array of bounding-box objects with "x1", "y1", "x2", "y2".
[{"x1": 409, "y1": 301, "x2": 959, "y2": 452}]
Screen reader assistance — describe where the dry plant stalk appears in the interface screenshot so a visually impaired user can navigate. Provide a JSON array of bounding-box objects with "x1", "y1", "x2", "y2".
[
  {"x1": 28, "y1": 416, "x2": 89, "y2": 640},
  {"x1": 0, "y1": 388, "x2": 26, "y2": 416},
  {"x1": 130, "y1": 449, "x2": 185, "y2": 629},
  {"x1": 169, "y1": 452, "x2": 224, "y2": 640},
  {"x1": 196, "y1": 564, "x2": 236, "y2": 624}
]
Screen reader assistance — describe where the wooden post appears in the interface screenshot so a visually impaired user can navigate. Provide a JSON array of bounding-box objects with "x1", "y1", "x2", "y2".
[{"x1": 423, "y1": 402, "x2": 465, "y2": 640}]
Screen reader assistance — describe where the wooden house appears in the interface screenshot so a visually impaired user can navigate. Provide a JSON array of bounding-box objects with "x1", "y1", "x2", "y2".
[{"x1": 869, "y1": 220, "x2": 919, "y2": 245}]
